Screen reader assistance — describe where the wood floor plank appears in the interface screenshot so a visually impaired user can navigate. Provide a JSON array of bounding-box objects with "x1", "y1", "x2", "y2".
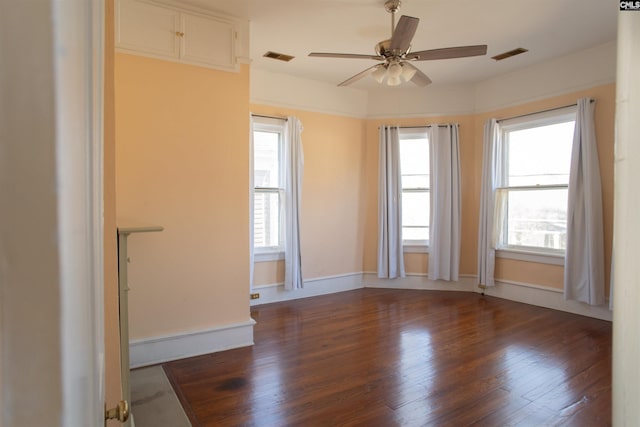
[{"x1": 164, "y1": 289, "x2": 612, "y2": 426}]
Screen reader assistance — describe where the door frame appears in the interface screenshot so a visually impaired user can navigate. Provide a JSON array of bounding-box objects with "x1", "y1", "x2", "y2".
[
  {"x1": 55, "y1": 1, "x2": 106, "y2": 425},
  {"x1": 0, "y1": 1, "x2": 105, "y2": 426}
]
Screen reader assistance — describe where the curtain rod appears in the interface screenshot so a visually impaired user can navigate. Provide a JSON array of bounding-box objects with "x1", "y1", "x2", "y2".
[
  {"x1": 496, "y1": 99, "x2": 594, "y2": 123},
  {"x1": 251, "y1": 113, "x2": 288, "y2": 121},
  {"x1": 378, "y1": 124, "x2": 458, "y2": 129}
]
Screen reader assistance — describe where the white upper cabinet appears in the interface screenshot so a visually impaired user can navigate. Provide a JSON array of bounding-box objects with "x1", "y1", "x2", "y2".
[
  {"x1": 180, "y1": 13, "x2": 235, "y2": 69},
  {"x1": 115, "y1": 0, "x2": 238, "y2": 72},
  {"x1": 116, "y1": 0, "x2": 180, "y2": 59}
]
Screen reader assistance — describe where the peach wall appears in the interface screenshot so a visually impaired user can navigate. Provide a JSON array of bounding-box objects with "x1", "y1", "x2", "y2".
[
  {"x1": 474, "y1": 84, "x2": 616, "y2": 292},
  {"x1": 253, "y1": 260, "x2": 284, "y2": 286},
  {"x1": 115, "y1": 54, "x2": 251, "y2": 339},
  {"x1": 362, "y1": 115, "x2": 477, "y2": 275},
  {"x1": 103, "y1": 0, "x2": 122, "y2": 411},
  {"x1": 251, "y1": 105, "x2": 367, "y2": 286}
]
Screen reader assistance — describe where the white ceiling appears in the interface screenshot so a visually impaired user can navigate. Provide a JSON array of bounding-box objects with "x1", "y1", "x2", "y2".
[{"x1": 181, "y1": 0, "x2": 618, "y2": 90}]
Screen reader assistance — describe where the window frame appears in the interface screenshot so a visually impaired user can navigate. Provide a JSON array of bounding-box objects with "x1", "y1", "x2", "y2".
[
  {"x1": 495, "y1": 106, "x2": 576, "y2": 261},
  {"x1": 252, "y1": 116, "x2": 286, "y2": 260},
  {"x1": 398, "y1": 127, "x2": 430, "y2": 250}
]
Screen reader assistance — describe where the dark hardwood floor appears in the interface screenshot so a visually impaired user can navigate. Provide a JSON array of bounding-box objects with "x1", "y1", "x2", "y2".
[{"x1": 164, "y1": 289, "x2": 612, "y2": 426}]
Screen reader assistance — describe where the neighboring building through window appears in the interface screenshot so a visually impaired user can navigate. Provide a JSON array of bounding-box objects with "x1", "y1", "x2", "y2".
[
  {"x1": 252, "y1": 116, "x2": 285, "y2": 255},
  {"x1": 399, "y1": 128, "x2": 430, "y2": 246},
  {"x1": 497, "y1": 107, "x2": 576, "y2": 254}
]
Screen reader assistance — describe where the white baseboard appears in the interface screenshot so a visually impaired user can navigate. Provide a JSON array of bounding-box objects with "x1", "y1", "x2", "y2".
[
  {"x1": 477, "y1": 279, "x2": 612, "y2": 321},
  {"x1": 252, "y1": 272, "x2": 611, "y2": 321},
  {"x1": 131, "y1": 272, "x2": 611, "y2": 366},
  {"x1": 363, "y1": 272, "x2": 477, "y2": 292},
  {"x1": 251, "y1": 272, "x2": 364, "y2": 306},
  {"x1": 129, "y1": 318, "x2": 256, "y2": 368}
]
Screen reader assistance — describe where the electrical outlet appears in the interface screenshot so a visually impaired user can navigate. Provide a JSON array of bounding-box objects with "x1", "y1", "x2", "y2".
[{"x1": 250, "y1": 293, "x2": 260, "y2": 300}]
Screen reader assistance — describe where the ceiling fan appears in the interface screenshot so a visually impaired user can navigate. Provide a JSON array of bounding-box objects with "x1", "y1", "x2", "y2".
[{"x1": 308, "y1": 0, "x2": 488, "y2": 87}]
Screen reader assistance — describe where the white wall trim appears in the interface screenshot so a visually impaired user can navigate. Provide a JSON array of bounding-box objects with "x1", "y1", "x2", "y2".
[
  {"x1": 496, "y1": 249, "x2": 565, "y2": 266},
  {"x1": 251, "y1": 272, "x2": 364, "y2": 306},
  {"x1": 365, "y1": 83, "x2": 477, "y2": 119},
  {"x1": 361, "y1": 271, "x2": 611, "y2": 320},
  {"x1": 254, "y1": 271, "x2": 611, "y2": 321},
  {"x1": 477, "y1": 279, "x2": 612, "y2": 321},
  {"x1": 250, "y1": 42, "x2": 616, "y2": 120},
  {"x1": 137, "y1": 271, "x2": 612, "y2": 366},
  {"x1": 251, "y1": 272, "x2": 363, "y2": 306},
  {"x1": 250, "y1": 68, "x2": 369, "y2": 119},
  {"x1": 488, "y1": 278, "x2": 563, "y2": 294},
  {"x1": 363, "y1": 272, "x2": 476, "y2": 292},
  {"x1": 249, "y1": 98, "x2": 368, "y2": 120},
  {"x1": 254, "y1": 251, "x2": 285, "y2": 262},
  {"x1": 129, "y1": 319, "x2": 256, "y2": 368},
  {"x1": 474, "y1": 41, "x2": 616, "y2": 114}
]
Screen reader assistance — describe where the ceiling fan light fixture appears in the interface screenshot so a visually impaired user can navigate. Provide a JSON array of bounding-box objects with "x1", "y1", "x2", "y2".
[
  {"x1": 387, "y1": 62, "x2": 403, "y2": 78},
  {"x1": 308, "y1": 1, "x2": 487, "y2": 88},
  {"x1": 401, "y1": 63, "x2": 417, "y2": 82},
  {"x1": 372, "y1": 65, "x2": 387, "y2": 83},
  {"x1": 387, "y1": 75, "x2": 402, "y2": 86}
]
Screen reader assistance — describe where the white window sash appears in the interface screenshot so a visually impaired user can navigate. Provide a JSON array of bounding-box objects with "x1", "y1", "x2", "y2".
[
  {"x1": 496, "y1": 108, "x2": 576, "y2": 257},
  {"x1": 399, "y1": 128, "x2": 430, "y2": 247},
  {"x1": 495, "y1": 184, "x2": 569, "y2": 254}
]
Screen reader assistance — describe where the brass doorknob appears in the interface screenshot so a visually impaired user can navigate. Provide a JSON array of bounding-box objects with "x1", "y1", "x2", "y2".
[{"x1": 105, "y1": 400, "x2": 130, "y2": 423}]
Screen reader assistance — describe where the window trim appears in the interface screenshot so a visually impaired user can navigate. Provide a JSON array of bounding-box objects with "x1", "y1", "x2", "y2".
[
  {"x1": 495, "y1": 106, "x2": 576, "y2": 258},
  {"x1": 254, "y1": 251, "x2": 285, "y2": 262},
  {"x1": 403, "y1": 244, "x2": 429, "y2": 254},
  {"x1": 252, "y1": 115, "x2": 286, "y2": 254},
  {"x1": 496, "y1": 248, "x2": 564, "y2": 266}
]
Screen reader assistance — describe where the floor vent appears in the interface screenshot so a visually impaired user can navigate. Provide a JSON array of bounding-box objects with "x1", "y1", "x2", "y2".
[
  {"x1": 263, "y1": 51, "x2": 295, "y2": 62},
  {"x1": 492, "y1": 47, "x2": 528, "y2": 61}
]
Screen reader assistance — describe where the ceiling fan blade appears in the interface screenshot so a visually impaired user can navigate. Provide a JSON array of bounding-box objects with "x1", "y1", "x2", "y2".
[
  {"x1": 338, "y1": 64, "x2": 381, "y2": 87},
  {"x1": 390, "y1": 15, "x2": 419, "y2": 53},
  {"x1": 309, "y1": 52, "x2": 384, "y2": 60},
  {"x1": 406, "y1": 45, "x2": 488, "y2": 61},
  {"x1": 403, "y1": 62, "x2": 432, "y2": 87}
]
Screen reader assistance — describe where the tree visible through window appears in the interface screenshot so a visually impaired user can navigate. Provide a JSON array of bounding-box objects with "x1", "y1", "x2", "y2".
[{"x1": 497, "y1": 108, "x2": 576, "y2": 253}]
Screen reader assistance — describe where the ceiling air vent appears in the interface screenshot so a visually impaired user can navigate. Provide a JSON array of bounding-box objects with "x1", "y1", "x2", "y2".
[
  {"x1": 263, "y1": 51, "x2": 295, "y2": 62},
  {"x1": 491, "y1": 48, "x2": 528, "y2": 61}
]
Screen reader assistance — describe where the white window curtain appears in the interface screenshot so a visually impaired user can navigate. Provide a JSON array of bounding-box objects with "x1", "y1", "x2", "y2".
[
  {"x1": 284, "y1": 116, "x2": 304, "y2": 290},
  {"x1": 428, "y1": 124, "x2": 461, "y2": 281},
  {"x1": 564, "y1": 98, "x2": 605, "y2": 305},
  {"x1": 377, "y1": 125, "x2": 405, "y2": 279},
  {"x1": 477, "y1": 119, "x2": 501, "y2": 287}
]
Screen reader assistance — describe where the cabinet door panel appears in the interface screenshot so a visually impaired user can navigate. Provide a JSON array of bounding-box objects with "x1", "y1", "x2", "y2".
[
  {"x1": 116, "y1": 0, "x2": 179, "y2": 59},
  {"x1": 181, "y1": 13, "x2": 235, "y2": 70}
]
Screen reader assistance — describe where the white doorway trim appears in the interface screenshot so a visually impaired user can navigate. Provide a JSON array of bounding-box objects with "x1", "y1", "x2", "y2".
[
  {"x1": 0, "y1": 1, "x2": 105, "y2": 426},
  {"x1": 54, "y1": 1, "x2": 105, "y2": 426}
]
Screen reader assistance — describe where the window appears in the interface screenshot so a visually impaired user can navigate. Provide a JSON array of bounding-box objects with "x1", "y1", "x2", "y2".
[
  {"x1": 399, "y1": 128, "x2": 430, "y2": 246},
  {"x1": 497, "y1": 107, "x2": 576, "y2": 255},
  {"x1": 252, "y1": 116, "x2": 285, "y2": 255}
]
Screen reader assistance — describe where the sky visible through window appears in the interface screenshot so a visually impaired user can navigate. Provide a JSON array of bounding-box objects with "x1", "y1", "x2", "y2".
[
  {"x1": 254, "y1": 131, "x2": 280, "y2": 187},
  {"x1": 503, "y1": 120, "x2": 574, "y2": 250},
  {"x1": 507, "y1": 122, "x2": 574, "y2": 186}
]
